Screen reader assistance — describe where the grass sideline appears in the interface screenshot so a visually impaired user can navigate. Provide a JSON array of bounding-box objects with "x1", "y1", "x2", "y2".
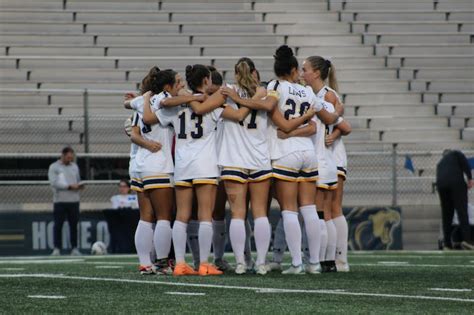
[{"x1": 0, "y1": 252, "x2": 473, "y2": 313}]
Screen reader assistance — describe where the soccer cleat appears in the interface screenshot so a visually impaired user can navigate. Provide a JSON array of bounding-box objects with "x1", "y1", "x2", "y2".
[
  {"x1": 461, "y1": 241, "x2": 474, "y2": 250},
  {"x1": 322, "y1": 261, "x2": 337, "y2": 273},
  {"x1": 154, "y1": 258, "x2": 172, "y2": 275},
  {"x1": 139, "y1": 265, "x2": 156, "y2": 275},
  {"x1": 282, "y1": 264, "x2": 305, "y2": 275},
  {"x1": 265, "y1": 261, "x2": 282, "y2": 272},
  {"x1": 305, "y1": 263, "x2": 322, "y2": 274},
  {"x1": 255, "y1": 264, "x2": 267, "y2": 275},
  {"x1": 51, "y1": 248, "x2": 60, "y2": 256},
  {"x1": 70, "y1": 248, "x2": 81, "y2": 256},
  {"x1": 335, "y1": 261, "x2": 350, "y2": 272},
  {"x1": 214, "y1": 258, "x2": 232, "y2": 272},
  {"x1": 173, "y1": 262, "x2": 198, "y2": 276},
  {"x1": 235, "y1": 263, "x2": 247, "y2": 275},
  {"x1": 198, "y1": 263, "x2": 224, "y2": 276}
]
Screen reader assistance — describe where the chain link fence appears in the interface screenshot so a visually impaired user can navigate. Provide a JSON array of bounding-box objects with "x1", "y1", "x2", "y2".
[{"x1": 1, "y1": 89, "x2": 473, "y2": 207}]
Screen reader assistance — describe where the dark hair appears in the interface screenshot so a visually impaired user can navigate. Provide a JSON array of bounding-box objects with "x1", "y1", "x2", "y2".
[
  {"x1": 119, "y1": 179, "x2": 131, "y2": 188},
  {"x1": 62, "y1": 146, "x2": 74, "y2": 155},
  {"x1": 273, "y1": 45, "x2": 298, "y2": 78},
  {"x1": 210, "y1": 68, "x2": 223, "y2": 86},
  {"x1": 140, "y1": 66, "x2": 160, "y2": 95},
  {"x1": 150, "y1": 69, "x2": 177, "y2": 94},
  {"x1": 306, "y1": 56, "x2": 339, "y2": 93},
  {"x1": 185, "y1": 64, "x2": 210, "y2": 93}
]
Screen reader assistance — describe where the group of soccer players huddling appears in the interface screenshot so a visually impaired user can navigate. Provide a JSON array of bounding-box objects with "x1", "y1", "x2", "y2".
[{"x1": 124, "y1": 45, "x2": 351, "y2": 276}]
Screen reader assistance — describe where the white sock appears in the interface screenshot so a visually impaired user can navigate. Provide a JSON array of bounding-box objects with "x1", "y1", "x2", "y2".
[
  {"x1": 300, "y1": 205, "x2": 321, "y2": 264},
  {"x1": 134, "y1": 220, "x2": 154, "y2": 266},
  {"x1": 319, "y1": 219, "x2": 328, "y2": 262},
  {"x1": 325, "y1": 219, "x2": 337, "y2": 261},
  {"x1": 172, "y1": 220, "x2": 188, "y2": 264},
  {"x1": 212, "y1": 220, "x2": 226, "y2": 261},
  {"x1": 199, "y1": 221, "x2": 213, "y2": 264},
  {"x1": 244, "y1": 219, "x2": 252, "y2": 265},
  {"x1": 254, "y1": 217, "x2": 271, "y2": 266},
  {"x1": 300, "y1": 215, "x2": 310, "y2": 264},
  {"x1": 154, "y1": 220, "x2": 172, "y2": 260},
  {"x1": 282, "y1": 210, "x2": 302, "y2": 266},
  {"x1": 150, "y1": 223, "x2": 157, "y2": 263},
  {"x1": 333, "y1": 215, "x2": 348, "y2": 263},
  {"x1": 186, "y1": 220, "x2": 200, "y2": 267},
  {"x1": 272, "y1": 217, "x2": 286, "y2": 263},
  {"x1": 229, "y1": 218, "x2": 246, "y2": 265}
]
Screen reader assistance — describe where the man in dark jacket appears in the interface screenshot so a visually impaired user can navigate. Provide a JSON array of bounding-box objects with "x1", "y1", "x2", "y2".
[{"x1": 436, "y1": 150, "x2": 473, "y2": 250}]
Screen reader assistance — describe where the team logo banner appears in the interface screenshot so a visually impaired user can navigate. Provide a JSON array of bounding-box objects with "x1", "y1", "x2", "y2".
[{"x1": 344, "y1": 207, "x2": 402, "y2": 250}]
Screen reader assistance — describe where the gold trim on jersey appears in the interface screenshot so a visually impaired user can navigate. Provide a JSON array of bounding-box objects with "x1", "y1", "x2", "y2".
[
  {"x1": 272, "y1": 173, "x2": 298, "y2": 182},
  {"x1": 193, "y1": 179, "x2": 219, "y2": 185},
  {"x1": 317, "y1": 183, "x2": 338, "y2": 190},
  {"x1": 220, "y1": 175, "x2": 248, "y2": 183},
  {"x1": 144, "y1": 184, "x2": 173, "y2": 190},
  {"x1": 248, "y1": 173, "x2": 273, "y2": 182},
  {"x1": 267, "y1": 90, "x2": 280, "y2": 100},
  {"x1": 175, "y1": 181, "x2": 193, "y2": 188},
  {"x1": 131, "y1": 186, "x2": 144, "y2": 193}
]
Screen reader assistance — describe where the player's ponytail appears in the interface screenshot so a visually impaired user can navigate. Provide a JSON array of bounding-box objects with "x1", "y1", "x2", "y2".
[
  {"x1": 235, "y1": 58, "x2": 259, "y2": 97},
  {"x1": 140, "y1": 65, "x2": 161, "y2": 95},
  {"x1": 185, "y1": 64, "x2": 210, "y2": 94},
  {"x1": 306, "y1": 56, "x2": 339, "y2": 93}
]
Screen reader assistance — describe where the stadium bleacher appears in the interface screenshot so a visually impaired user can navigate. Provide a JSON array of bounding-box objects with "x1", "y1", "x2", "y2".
[{"x1": 0, "y1": 0, "x2": 473, "y2": 249}]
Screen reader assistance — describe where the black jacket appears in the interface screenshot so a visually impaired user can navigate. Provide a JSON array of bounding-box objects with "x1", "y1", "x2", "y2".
[{"x1": 436, "y1": 150, "x2": 472, "y2": 188}]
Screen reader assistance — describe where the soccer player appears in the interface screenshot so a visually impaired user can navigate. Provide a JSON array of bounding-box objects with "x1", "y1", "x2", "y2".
[
  {"x1": 221, "y1": 46, "x2": 339, "y2": 274},
  {"x1": 302, "y1": 56, "x2": 351, "y2": 272}
]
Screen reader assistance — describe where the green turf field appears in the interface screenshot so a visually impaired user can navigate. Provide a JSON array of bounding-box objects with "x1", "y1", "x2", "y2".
[{"x1": 0, "y1": 252, "x2": 473, "y2": 313}]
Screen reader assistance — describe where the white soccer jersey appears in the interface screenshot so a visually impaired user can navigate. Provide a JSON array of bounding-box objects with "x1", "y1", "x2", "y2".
[
  {"x1": 314, "y1": 101, "x2": 341, "y2": 185},
  {"x1": 155, "y1": 93, "x2": 223, "y2": 181},
  {"x1": 267, "y1": 79, "x2": 323, "y2": 160},
  {"x1": 218, "y1": 84, "x2": 271, "y2": 170},
  {"x1": 130, "y1": 94, "x2": 174, "y2": 174},
  {"x1": 316, "y1": 85, "x2": 347, "y2": 169}
]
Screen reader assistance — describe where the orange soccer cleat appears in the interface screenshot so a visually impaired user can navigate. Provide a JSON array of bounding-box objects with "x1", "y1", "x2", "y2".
[
  {"x1": 198, "y1": 263, "x2": 224, "y2": 276},
  {"x1": 173, "y1": 262, "x2": 198, "y2": 276}
]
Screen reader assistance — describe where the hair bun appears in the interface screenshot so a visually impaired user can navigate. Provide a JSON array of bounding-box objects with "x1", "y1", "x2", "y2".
[
  {"x1": 274, "y1": 45, "x2": 294, "y2": 60},
  {"x1": 185, "y1": 65, "x2": 194, "y2": 76},
  {"x1": 325, "y1": 59, "x2": 332, "y2": 68}
]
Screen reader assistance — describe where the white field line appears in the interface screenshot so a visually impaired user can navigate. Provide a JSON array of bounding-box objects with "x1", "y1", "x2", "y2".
[
  {"x1": 0, "y1": 267, "x2": 25, "y2": 271},
  {"x1": 94, "y1": 266, "x2": 124, "y2": 269},
  {"x1": 278, "y1": 263, "x2": 474, "y2": 268},
  {"x1": 0, "y1": 259, "x2": 84, "y2": 264},
  {"x1": 378, "y1": 261, "x2": 409, "y2": 264},
  {"x1": 165, "y1": 292, "x2": 205, "y2": 296},
  {"x1": 0, "y1": 255, "x2": 137, "y2": 260},
  {"x1": 430, "y1": 288, "x2": 472, "y2": 292},
  {"x1": 86, "y1": 262, "x2": 136, "y2": 265},
  {"x1": 28, "y1": 295, "x2": 66, "y2": 299},
  {"x1": 0, "y1": 274, "x2": 473, "y2": 303}
]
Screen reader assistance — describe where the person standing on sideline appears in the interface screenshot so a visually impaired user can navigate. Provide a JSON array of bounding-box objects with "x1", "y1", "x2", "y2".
[
  {"x1": 436, "y1": 149, "x2": 474, "y2": 250},
  {"x1": 48, "y1": 147, "x2": 84, "y2": 255}
]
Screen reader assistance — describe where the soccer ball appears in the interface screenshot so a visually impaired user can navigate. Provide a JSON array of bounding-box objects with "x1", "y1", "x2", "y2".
[
  {"x1": 124, "y1": 116, "x2": 133, "y2": 137},
  {"x1": 91, "y1": 241, "x2": 107, "y2": 255}
]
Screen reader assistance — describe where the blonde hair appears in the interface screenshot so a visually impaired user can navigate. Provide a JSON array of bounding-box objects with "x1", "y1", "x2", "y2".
[
  {"x1": 306, "y1": 56, "x2": 339, "y2": 93},
  {"x1": 235, "y1": 60, "x2": 259, "y2": 97}
]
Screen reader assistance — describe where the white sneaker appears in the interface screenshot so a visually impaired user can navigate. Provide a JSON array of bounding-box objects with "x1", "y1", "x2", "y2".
[
  {"x1": 336, "y1": 261, "x2": 350, "y2": 272},
  {"x1": 282, "y1": 264, "x2": 305, "y2": 275},
  {"x1": 255, "y1": 264, "x2": 267, "y2": 275},
  {"x1": 305, "y1": 263, "x2": 321, "y2": 274},
  {"x1": 70, "y1": 248, "x2": 81, "y2": 256},
  {"x1": 235, "y1": 263, "x2": 247, "y2": 275},
  {"x1": 51, "y1": 248, "x2": 60, "y2": 256},
  {"x1": 265, "y1": 261, "x2": 282, "y2": 272}
]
